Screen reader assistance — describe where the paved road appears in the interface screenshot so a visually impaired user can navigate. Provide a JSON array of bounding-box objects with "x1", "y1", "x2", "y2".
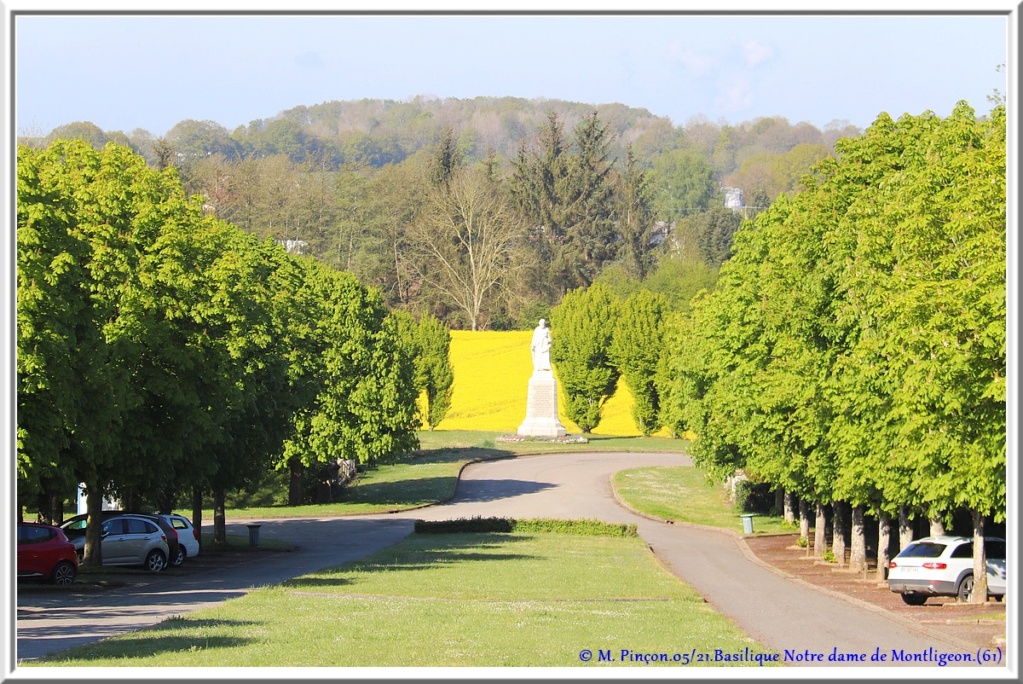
[
  {"x1": 417, "y1": 452, "x2": 984, "y2": 663},
  {"x1": 15, "y1": 451, "x2": 987, "y2": 667}
]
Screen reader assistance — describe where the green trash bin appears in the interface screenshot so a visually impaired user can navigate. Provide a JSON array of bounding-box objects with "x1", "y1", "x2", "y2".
[
  {"x1": 740, "y1": 514, "x2": 754, "y2": 534},
  {"x1": 247, "y1": 523, "x2": 262, "y2": 547}
]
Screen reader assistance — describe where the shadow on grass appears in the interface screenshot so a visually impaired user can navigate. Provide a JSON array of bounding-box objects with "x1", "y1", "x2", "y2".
[
  {"x1": 343, "y1": 476, "x2": 556, "y2": 507},
  {"x1": 36, "y1": 618, "x2": 260, "y2": 663},
  {"x1": 283, "y1": 534, "x2": 538, "y2": 590},
  {"x1": 404, "y1": 446, "x2": 513, "y2": 464},
  {"x1": 341, "y1": 449, "x2": 527, "y2": 507},
  {"x1": 338, "y1": 475, "x2": 459, "y2": 507}
]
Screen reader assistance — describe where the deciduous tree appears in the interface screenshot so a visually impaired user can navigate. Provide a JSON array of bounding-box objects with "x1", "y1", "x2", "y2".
[
  {"x1": 610, "y1": 290, "x2": 668, "y2": 435},
  {"x1": 410, "y1": 164, "x2": 523, "y2": 330},
  {"x1": 549, "y1": 283, "x2": 621, "y2": 433}
]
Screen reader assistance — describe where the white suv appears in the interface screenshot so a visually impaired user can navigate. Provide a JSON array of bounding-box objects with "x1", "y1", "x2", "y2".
[
  {"x1": 888, "y1": 536, "x2": 1006, "y2": 605},
  {"x1": 155, "y1": 513, "x2": 200, "y2": 565}
]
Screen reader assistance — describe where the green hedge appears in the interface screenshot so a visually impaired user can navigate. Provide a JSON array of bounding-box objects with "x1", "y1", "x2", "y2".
[
  {"x1": 414, "y1": 516, "x2": 638, "y2": 537},
  {"x1": 733, "y1": 479, "x2": 775, "y2": 514}
]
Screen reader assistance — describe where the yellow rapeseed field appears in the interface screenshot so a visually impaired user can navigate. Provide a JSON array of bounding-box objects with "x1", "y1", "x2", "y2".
[{"x1": 434, "y1": 330, "x2": 646, "y2": 436}]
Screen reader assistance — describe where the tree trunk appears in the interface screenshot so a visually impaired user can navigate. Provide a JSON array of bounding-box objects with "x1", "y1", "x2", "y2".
[
  {"x1": 928, "y1": 511, "x2": 945, "y2": 537},
  {"x1": 799, "y1": 499, "x2": 810, "y2": 553},
  {"x1": 774, "y1": 488, "x2": 784, "y2": 516},
  {"x1": 898, "y1": 505, "x2": 915, "y2": 550},
  {"x1": 36, "y1": 481, "x2": 67, "y2": 524},
  {"x1": 84, "y1": 482, "x2": 104, "y2": 567},
  {"x1": 35, "y1": 492, "x2": 50, "y2": 524},
  {"x1": 784, "y1": 491, "x2": 796, "y2": 525},
  {"x1": 832, "y1": 502, "x2": 846, "y2": 566},
  {"x1": 156, "y1": 489, "x2": 176, "y2": 515},
  {"x1": 876, "y1": 511, "x2": 891, "y2": 583},
  {"x1": 191, "y1": 487, "x2": 204, "y2": 553},
  {"x1": 971, "y1": 511, "x2": 988, "y2": 604},
  {"x1": 213, "y1": 487, "x2": 227, "y2": 548},
  {"x1": 50, "y1": 490, "x2": 64, "y2": 525},
  {"x1": 849, "y1": 505, "x2": 867, "y2": 573},
  {"x1": 813, "y1": 502, "x2": 827, "y2": 558},
  {"x1": 289, "y1": 458, "x2": 305, "y2": 507}
]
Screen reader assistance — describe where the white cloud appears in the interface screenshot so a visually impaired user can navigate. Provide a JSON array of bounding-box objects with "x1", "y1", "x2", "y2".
[
  {"x1": 742, "y1": 39, "x2": 772, "y2": 67},
  {"x1": 714, "y1": 75, "x2": 754, "y2": 113},
  {"x1": 666, "y1": 41, "x2": 715, "y2": 76}
]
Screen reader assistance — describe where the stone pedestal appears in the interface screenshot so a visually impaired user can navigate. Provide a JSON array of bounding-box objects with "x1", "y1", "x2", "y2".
[{"x1": 517, "y1": 371, "x2": 567, "y2": 437}]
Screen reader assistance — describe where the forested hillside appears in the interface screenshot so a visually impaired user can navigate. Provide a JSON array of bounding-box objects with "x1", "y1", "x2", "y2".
[{"x1": 19, "y1": 95, "x2": 862, "y2": 330}]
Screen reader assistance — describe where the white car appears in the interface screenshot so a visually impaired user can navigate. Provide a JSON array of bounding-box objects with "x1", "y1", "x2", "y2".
[
  {"x1": 156, "y1": 513, "x2": 201, "y2": 566},
  {"x1": 888, "y1": 536, "x2": 1006, "y2": 605}
]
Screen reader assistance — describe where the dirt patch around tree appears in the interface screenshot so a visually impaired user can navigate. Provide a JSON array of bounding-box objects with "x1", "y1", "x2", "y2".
[{"x1": 742, "y1": 533, "x2": 1007, "y2": 656}]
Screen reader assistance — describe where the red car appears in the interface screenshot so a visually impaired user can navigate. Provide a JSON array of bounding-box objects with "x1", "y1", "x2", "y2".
[{"x1": 17, "y1": 522, "x2": 78, "y2": 586}]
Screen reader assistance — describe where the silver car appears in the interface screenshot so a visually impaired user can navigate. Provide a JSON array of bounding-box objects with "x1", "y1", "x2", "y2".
[{"x1": 63, "y1": 514, "x2": 170, "y2": 572}]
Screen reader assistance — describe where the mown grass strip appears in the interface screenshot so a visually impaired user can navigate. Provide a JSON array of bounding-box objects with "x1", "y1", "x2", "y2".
[
  {"x1": 413, "y1": 517, "x2": 638, "y2": 537},
  {"x1": 612, "y1": 465, "x2": 796, "y2": 535},
  {"x1": 34, "y1": 531, "x2": 772, "y2": 667}
]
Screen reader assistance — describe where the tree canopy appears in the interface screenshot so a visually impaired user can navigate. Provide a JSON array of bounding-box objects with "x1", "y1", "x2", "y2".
[
  {"x1": 661, "y1": 102, "x2": 1005, "y2": 577},
  {"x1": 17, "y1": 140, "x2": 421, "y2": 541}
]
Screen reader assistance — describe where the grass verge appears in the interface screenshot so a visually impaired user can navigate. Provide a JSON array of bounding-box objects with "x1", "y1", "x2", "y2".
[
  {"x1": 33, "y1": 529, "x2": 773, "y2": 667},
  {"x1": 612, "y1": 465, "x2": 796, "y2": 536},
  {"x1": 199, "y1": 532, "x2": 292, "y2": 552}
]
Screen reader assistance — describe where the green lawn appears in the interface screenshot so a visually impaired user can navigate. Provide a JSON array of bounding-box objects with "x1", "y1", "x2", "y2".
[
  {"x1": 35, "y1": 530, "x2": 773, "y2": 667},
  {"x1": 612, "y1": 465, "x2": 797, "y2": 536}
]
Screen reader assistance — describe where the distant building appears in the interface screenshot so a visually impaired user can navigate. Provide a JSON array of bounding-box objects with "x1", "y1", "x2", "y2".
[
  {"x1": 723, "y1": 187, "x2": 743, "y2": 212},
  {"x1": 649, "y1": 221, "x2": 670, "y2": 247},
  {"x1": 76, "y1": 485, "x2": 120, "y2": 515},
  {"x1": 278, "y1": 239, "x2": 309, "y2": 255}
]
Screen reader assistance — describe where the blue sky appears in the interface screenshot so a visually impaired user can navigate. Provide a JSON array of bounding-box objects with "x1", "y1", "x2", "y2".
[{"x1": 11, "y1": 10, "x2": 1011, "y2": 138}]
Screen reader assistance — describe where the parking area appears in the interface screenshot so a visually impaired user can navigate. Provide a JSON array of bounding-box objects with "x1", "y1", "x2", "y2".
[{"x1": 743, "y1": 533, "x2": 1007, "y2": 654}]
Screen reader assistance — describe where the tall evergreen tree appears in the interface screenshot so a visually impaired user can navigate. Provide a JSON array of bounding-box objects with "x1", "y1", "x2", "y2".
[
  {"x1": 560, "y1": 111, "x2": 618, "y2": 288},
  {"x1": 430, "y1": 127, "x2": 463, "y2": 188},
  {"x1": 616, "y1": 147, "x2": 656, "y2": 279}
]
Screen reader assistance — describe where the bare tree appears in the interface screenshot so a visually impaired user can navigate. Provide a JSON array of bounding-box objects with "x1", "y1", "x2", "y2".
[{"x1": 410, "y1": 165, "x2": 523, "y2": 330}]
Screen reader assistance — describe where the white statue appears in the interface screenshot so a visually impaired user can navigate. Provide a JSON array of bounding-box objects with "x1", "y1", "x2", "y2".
[{"x1": 530, "y1": 319, "x2": 552, "y2": 372}]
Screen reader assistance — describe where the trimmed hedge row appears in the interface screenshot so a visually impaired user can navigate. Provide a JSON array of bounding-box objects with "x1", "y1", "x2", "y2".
[{"x1": 414, "y1": 516, "x2": 638, "y2": 537}]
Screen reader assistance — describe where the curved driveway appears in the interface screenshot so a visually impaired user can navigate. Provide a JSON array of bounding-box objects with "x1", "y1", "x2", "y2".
[{"x1": 16, "y1": 451, "x2": 983, "y2": 666}]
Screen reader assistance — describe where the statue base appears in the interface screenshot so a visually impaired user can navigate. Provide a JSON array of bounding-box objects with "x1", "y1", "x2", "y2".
[{"x1": 517, "y1": 371, "x2": 567, "y2": 438}]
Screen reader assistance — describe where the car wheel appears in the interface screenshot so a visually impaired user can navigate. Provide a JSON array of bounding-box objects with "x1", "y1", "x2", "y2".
[
  {"x1": 170, "y1": 546, "x2": 186, "y2": 568},
  {"x1": 145, "y1": 549, "x2": 167, "y2": 573},
  {"x1": 900, "y1": 593, "x2": 927, "y2": 606},
  {"x1": 51, "y1": 561, "x2": 77, "y2": 586},
  {"x1": 957, "y1": 574, "x2": 974, "y2": 603}
]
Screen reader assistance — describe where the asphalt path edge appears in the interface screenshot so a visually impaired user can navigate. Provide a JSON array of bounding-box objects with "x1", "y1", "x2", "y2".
[{"x1": 606, "y1": 472, "x2": 985, "y2": 654}]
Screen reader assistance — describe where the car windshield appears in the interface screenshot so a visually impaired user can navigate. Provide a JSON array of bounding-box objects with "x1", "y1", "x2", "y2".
[
  {"x1": 897, "y1": 542, "x2": 947, "y2": 558},
  {"x1": 61, "y1": 520, "x2": 87, "y2": 537}
]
